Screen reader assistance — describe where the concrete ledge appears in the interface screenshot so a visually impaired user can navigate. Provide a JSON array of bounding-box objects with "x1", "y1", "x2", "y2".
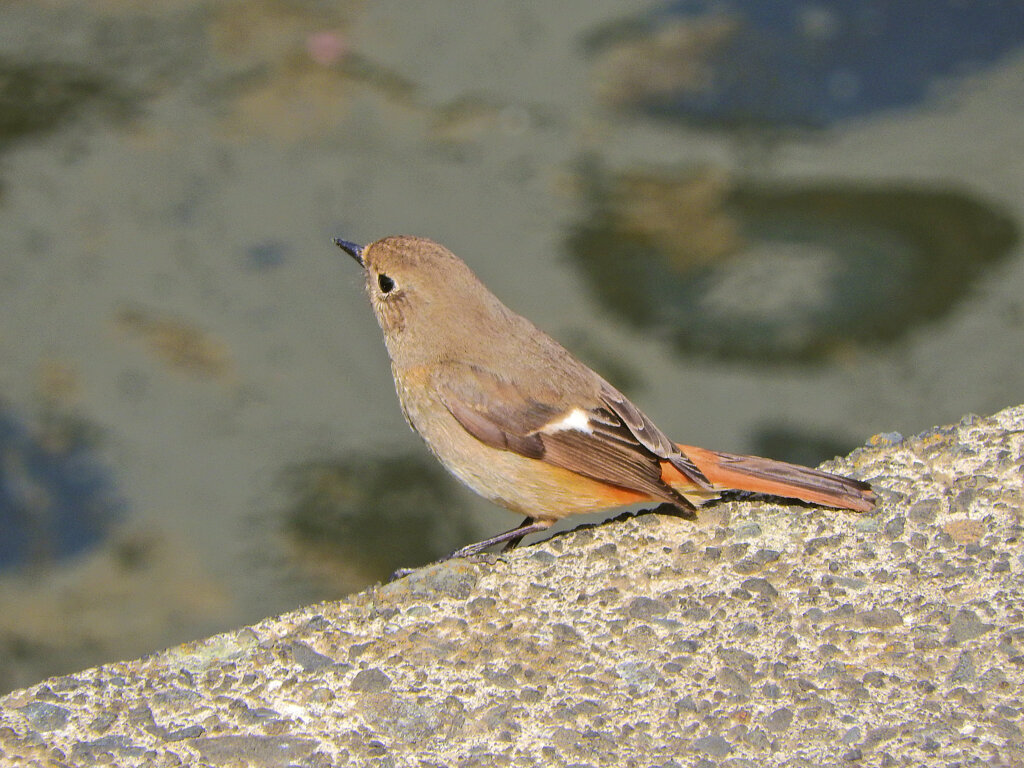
[{"x1": 2, "y1": 405, "x2": 1022, "y2": 767}]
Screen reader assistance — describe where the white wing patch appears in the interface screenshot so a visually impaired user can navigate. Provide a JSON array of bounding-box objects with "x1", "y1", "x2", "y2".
[{"x1": 540, "y1": 407, "x2": 594, "y2": 435}]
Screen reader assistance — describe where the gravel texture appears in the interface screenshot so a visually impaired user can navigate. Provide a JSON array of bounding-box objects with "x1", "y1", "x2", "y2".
[{"x1": 1, "y1": 405, "x2": 1022, "y2": 767}]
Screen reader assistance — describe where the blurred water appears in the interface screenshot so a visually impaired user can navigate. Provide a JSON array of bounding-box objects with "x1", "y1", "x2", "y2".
[
  {"x1": 588, "y1": 0, "x2": 1024, "y2": 128},
  {"x1": 1, "y1": 0, "x2": 1022, "y2": 692},
  {"x1": 0, "y1": 403, "x2": 122, "y2": 570}
]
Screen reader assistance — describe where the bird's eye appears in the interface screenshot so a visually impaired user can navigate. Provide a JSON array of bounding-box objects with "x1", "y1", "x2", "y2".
[{"x1": 378, "y1": 274, "x2": 395, "y2": 294}]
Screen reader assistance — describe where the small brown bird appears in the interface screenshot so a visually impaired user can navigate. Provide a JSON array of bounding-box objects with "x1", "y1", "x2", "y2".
[{"x1": 336, "y1": 235, "x2": 876, "y2": 560}]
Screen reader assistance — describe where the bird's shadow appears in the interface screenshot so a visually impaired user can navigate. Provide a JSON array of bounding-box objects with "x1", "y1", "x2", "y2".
[{"x1": 384, "y1": 490, "x2": 848, "y2": 582}]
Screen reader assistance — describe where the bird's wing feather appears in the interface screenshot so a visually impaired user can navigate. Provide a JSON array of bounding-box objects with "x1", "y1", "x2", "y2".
[
  {"x1": 598, "y1": 381, "x2": 712, "y2": 490},
  {"x1": 432, "y1": 362, "x2": 701, "y2": 507}
]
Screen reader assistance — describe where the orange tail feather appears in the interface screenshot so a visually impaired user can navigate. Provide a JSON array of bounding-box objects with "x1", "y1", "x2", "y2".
[{"x1": 666, "y1": 444, "x2": 876, "y2": 512}]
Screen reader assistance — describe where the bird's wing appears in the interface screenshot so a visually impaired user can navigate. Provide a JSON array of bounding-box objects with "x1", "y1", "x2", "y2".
[
  {"x1": 432, "y1": 362, "x2": 708, "y2": 507},
  {"x1": 597, "y1": 380, "x2": 712, "y2": 490}
]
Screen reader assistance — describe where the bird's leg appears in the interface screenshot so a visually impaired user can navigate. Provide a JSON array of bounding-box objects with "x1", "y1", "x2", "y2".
[
  {"x1": 387, "y1": 518, "x2": 552, "y2": 581},
  {"x1": 498, "y1": 516, "x2": 539, "y2": 553},
  {"x1": 445, "y1": 516, "x2": 552, "y2": 560}
]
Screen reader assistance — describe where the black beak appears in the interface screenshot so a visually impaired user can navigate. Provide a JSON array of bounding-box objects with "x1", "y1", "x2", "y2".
[{"x1": 333, "y1": 238, "x2": 364, "y2": 266}]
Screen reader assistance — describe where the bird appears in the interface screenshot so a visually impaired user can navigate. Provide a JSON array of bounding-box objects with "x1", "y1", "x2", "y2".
[{"x1": 335, "y1": 235, "x2": 876, "y2": 561}]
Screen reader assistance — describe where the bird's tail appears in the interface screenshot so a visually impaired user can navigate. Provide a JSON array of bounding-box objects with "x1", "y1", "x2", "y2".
[{"x1": 670, "y1": 444, "x2": 877, "y2": 512}]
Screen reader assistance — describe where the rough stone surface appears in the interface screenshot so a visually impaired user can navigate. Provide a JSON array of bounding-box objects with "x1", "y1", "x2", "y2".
[{"x1": 1, "y1": 405, "x2": 1022, "y2": 767}]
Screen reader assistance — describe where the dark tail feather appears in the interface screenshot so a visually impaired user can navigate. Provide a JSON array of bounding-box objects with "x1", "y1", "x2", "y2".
[{"x1": 676, "y1": 444, "x2": 877, "y2": 512}]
